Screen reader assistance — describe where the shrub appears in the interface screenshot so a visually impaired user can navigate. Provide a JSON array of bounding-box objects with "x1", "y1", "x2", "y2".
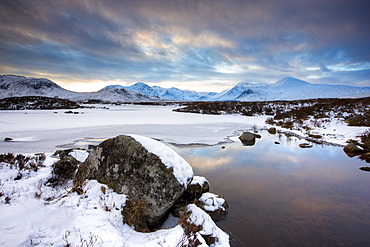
[
  {"x1": 46, "y1": 155, "x2": 79, "y2": 187},
  {"x1": 121, "y1": 197, "x2": 150, "y2": 232},
  {"x1": 177, "y1": 210, "x2": 203, "y2": 247}
]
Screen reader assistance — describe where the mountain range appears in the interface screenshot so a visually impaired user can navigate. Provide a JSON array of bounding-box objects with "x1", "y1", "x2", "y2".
[
  {"x1": 1, "y1": 75, "x2": 370, "y2": 103},
  {"x1": 0, "y1": 75, "x2": 158, "y2": 102}
]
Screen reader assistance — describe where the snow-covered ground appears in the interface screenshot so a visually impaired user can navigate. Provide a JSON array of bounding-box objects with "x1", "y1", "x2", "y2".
[
  {"x1": 0, "y1": 152, "x2": 228, "y2": 246},
  {"x1": 0, "y1": 104, "x2": 368, "y2": 247},
  {"x1": 1, "y1": 104, "x2": 365, "y2": 154},
  {"x1": 0, "y1": 104, "x2": 268, "y2": 154}
]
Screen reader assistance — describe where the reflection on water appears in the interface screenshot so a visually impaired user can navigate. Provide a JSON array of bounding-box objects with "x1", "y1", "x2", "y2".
[
  {"x1": 174, "y1": 131, "x2": 370, "y2": 247},
  {"x1": 60, "y1": 138, "x2": 107, "y2": 149}
]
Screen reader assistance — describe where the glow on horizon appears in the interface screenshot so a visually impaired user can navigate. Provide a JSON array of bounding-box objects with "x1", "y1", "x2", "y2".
[{"x1": 59, "y1": 78, "x2": 233, "y2": 93}]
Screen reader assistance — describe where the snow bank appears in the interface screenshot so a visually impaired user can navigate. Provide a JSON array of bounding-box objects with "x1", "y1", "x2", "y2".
[
  {"x1": 187, "y1": 204, "x2": 230, "y2": 247},
  {"x1": 129, "y1": 134, "x2": 194, "y2": 187},
  {"x1": 0, "y1": 151, "x2": 230, "y2": 247}
]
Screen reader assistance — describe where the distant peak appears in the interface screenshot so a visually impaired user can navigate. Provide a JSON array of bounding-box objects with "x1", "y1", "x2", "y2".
[
  {"x1": 101, "y1": 85, "x2": 123, "y2": 90},
  {"x1": 133, "y1": 82, "x2": 149, "y2": 86},
  {"x1": 235, "y1": 82, "x2": 253, "y2": 87},
  {"x1": 271, "y1": 77, "x2": 310, "y2": 87}
]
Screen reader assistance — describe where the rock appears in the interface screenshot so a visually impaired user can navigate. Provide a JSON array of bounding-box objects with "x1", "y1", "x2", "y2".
[
  {"x1": 359, "y1": 153, "x2": 370, "y2": 163},
  {"x1": 4, "y1": 137, "x2": 13, "y2": 141},
  {"x1": 183, "y1": 204, "x2": 229, "y2": 246},
  {"x1": 46, "y1": 150, "x2": 80, "y2": 187},
  {"x1": 239, "y1": 131, "x2": 256, "y2": 146},
  {"x1": 255, "y1": 134, "x2": 262, "y2": 139},
  {"x1": 308, "y1": 134, "x2": 323, "y2": 139},
  {"x1": 359, "y1": 167, "x2": 370, "y2": 172},
  {"x1": 268, "y1": 127, "x2": 277, "y2": 134},
  {"x1": 299, "y1": 143, "x2": 313, "y2": 148},
  {"x1": 196, "y1": 192, "x2": 229, "y2": 221},
  {"x1": 343, "y1": 143, "x2": 365, "y2": 154},
  {"x1": 182, "y1": 176, "x2": 210, "y2": 201},
  {"x1": 73, "y1": 135, "x2": 193, "y2": 232}
]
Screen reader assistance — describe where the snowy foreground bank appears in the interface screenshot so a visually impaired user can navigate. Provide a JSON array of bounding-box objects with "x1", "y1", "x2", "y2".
[
  {"x1": 0, "y1": 136, "x2": 228, "y2": 246},
  {"x1": 0, "y1": 104, "x2": 368, "y2": 247}
]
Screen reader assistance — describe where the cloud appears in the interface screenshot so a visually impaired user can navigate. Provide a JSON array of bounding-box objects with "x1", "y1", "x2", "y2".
[{"x1": 0, "y1": 0, "x2": 369, "y2": 90}]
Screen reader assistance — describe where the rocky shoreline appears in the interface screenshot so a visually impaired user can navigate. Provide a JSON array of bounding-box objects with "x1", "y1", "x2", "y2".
[{"x1": 0, "y1": 134, "x2": 230, "y2": 246}]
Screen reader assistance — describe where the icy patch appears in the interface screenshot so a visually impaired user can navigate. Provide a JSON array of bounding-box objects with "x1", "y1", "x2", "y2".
[
  {"x1": 68, "y1": 149, "x2": 89, "y2": 162},
  {"x1": 129, "y1": 134, "x2": 194, "y2": 187},
  {"x1": 9, "y1": 136, "x2": 37, "y2": 142},
  {"x1": 199, "y1": 192, "x2": 226, "y2": 212}
]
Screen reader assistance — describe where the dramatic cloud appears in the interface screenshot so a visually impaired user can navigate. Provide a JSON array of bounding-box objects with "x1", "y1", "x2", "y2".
[{"x1": 0, "y1": 0, "x2": 369, "y2": 91}]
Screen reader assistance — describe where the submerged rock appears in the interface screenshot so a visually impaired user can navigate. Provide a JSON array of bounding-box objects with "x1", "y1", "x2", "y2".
[
  {"x1": 299, "y1": 143, "x2": 313, "y2": 148},
  {"x1": 73, "y1": 134, "x2": 193, "y2": 232},
  {"x1": 343, "y1": 143, "x2": 365, "y2": 155}
]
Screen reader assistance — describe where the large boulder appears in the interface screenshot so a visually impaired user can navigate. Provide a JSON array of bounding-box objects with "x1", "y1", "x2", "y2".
[{"x1": 73, "y1": 134, "x2": 193, "y2": 232}]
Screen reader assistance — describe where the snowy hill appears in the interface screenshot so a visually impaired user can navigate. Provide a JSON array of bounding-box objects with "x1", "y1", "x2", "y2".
[
  {"x1": 123, "y1": 77, "x2": 370, "y2": 102},
  {"x1": 124, "y1": 82, "x2": 214, "y2": 101},
  {"x1": 215, "y1": 77, "x2": 370, "y2": 101},
  {"x1": 0, "y1": 75, "x2": 158, "y2": 102}
]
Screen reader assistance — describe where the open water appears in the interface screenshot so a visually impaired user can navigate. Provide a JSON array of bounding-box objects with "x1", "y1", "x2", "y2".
[{"x1": 174, "y1": 131, "x2": 370, "y2": 247}]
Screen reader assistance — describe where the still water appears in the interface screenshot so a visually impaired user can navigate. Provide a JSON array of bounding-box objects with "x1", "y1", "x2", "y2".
[
  {"x1": 173, "y1": 131, "x2": 370, "y2": 247},
  {"x1": 66, "y1": 132, "x2": 370, "y2": 246}
]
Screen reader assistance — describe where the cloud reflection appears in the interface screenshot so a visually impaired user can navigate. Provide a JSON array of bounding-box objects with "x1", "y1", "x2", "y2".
[{"x1": 178, "y1": 133, "x2": 370, "y2": 245}]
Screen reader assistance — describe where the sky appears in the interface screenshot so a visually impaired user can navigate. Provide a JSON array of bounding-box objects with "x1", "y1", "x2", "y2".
[{"x1": 0, "y1": 0, "x2": 369, "y2": 92}]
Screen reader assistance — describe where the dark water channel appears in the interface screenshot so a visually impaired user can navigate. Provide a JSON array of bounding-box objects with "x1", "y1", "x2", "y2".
[{"x1": 173, "y1": 131, "x2": 370, "y2": 247}]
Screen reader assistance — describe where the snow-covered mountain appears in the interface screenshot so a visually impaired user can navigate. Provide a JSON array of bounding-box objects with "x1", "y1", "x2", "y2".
[
  {"x1": 2, "y1": 75, "x2": 370, "y2": 103},
  {"x1": 121, "y1": 77, "x2": 370, "y2": 101},
  {"x1": 0, "y1": 75, "x2": 158, "y2": 102},
  {"x1": 123, "y1": 82, "x2": 215, "y2": 101},
  {"x1": 214, "y1": 77, "x2": 370, "y2": 101}
]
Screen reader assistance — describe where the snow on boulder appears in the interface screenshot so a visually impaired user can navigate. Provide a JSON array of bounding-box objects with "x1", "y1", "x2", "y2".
[
  {"x1": 128, "y1": 134, "x2": 193, "y2": 187},
  {"x1": 73, "y1": 134, "x2": 194, "y2": 232},
  {"x1": 197, "y1": 192, "x2": 229, "y2": 221},
  {"x1": 182, "y1": 175, "x2": 210, "y2": 201}
]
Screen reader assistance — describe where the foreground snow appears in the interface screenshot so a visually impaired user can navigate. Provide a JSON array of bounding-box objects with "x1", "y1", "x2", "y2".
[{"x1": 0, "y1": 152, "x2": 228, "y2": 247}]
